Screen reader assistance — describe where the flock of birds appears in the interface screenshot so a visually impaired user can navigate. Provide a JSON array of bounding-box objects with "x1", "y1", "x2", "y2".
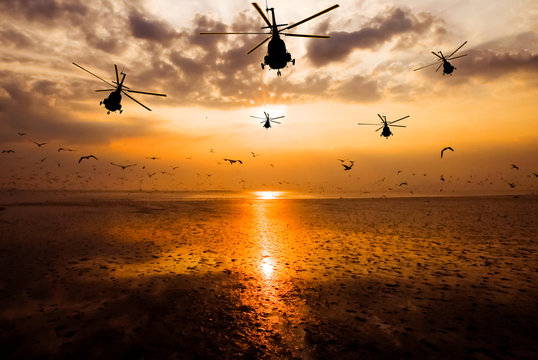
[{"x1": 1, "y1": 130, "x2": 536, "y2": 194}]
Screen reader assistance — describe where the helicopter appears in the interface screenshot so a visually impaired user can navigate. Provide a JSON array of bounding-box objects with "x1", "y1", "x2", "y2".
[
  {"x1": 200, "y1": 2, "x2": 339, "y2": 76},
  {"x1": 250, "y1": 112, "x2": 284, "y2": 129},
  {"x1": 358, "y1": 114, "x2": 409, "y2": 138},
  {"x1": 413, "y1": 41, "x2": 468, "y2": 75},
  {"x1": 73, "y1": 63, "x2": 166, "y2": 114}
]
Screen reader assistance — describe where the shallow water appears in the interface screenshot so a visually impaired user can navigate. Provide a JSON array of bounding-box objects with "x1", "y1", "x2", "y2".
[{"x1": 0, "y1": 194, "x2": 537, "y2": 359}]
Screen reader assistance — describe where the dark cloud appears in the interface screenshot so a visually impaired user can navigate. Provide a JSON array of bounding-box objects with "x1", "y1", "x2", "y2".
[
  {"x1": 306, "y1": 7, "x2": 444, "y2": 66},
  {"x1": 0, "y1": 0, "x2": 88, "y2": 23},
  {"x1": 0, "y1": 26, "x2": 34, "y2": 48},
  {"x1": 128, "y1": 9, "x2": 178, "y2": 44}
]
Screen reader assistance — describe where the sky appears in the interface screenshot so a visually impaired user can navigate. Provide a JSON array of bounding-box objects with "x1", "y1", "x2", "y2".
[{"x1": 0, "y1": 0, "x2": 537, "y2": 195}]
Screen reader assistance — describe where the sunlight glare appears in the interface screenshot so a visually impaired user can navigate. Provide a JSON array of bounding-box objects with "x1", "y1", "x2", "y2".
[{"x1": 254, "y1": 191, "x2": 282, "y2": 199}]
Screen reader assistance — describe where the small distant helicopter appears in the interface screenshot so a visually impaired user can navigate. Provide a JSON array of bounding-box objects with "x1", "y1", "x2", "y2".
[
  {"x1": 250, "y1": 112, "x2": 284, "y2": 129},
  {"x1": 358, "y1": 114, "x2": 409, "y2": 138},
  {"x1": 73, "y1": 63, "x2": 166, "y2": 114},
  {"x1": 200, "y1": 2, "x2": 339, "y2": 76},
  {"x1": 413, "y1": 41, "x2": 468, "y2": 75}
]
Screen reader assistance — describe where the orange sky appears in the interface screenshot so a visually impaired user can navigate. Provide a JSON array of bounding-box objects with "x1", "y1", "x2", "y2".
[{"x1": 0, "y1": 0, "x2": 537, "y2": 195}]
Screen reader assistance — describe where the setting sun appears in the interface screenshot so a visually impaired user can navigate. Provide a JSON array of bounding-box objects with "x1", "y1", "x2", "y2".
[{"x1": 254, "y1": 191, "x2": 283, "y2": 199}]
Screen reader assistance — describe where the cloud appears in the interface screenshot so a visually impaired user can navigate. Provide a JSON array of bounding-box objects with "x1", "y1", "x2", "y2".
[
  {"x1": 306, "y1": 7, "x2": 445, "y2": 66},
  {"x1": 128, "y1": 8, "x2": 179, "y2": 44}
]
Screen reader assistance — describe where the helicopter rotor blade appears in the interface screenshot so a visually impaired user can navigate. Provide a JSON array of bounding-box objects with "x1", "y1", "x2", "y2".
[
  {"x1": 390, "y1": 115, "x2": 410, "y2": 124},
  {"x1": 250, "y1": 116, "x2": 266, "y2": 119},
  {"x1": 200, "y1": 32, "x2": 270, "y2": 35},
  {"x1": 247, "y1": 36, "x2": 271, "y2": 54},
  {"x1": 251, "y1": 2, "x2": 272, "y2": 28},
  {"x1": 95, "y1": 89, "x2": 115, "y2": 92},
  {"x1": 447, "y1": 54, "x2": 468, "y2": 61},
  {"x1": 282, "y1": 4, "x2": 339, "y2": 31},
  {"x1": 357, "y1": 123, "x2": 381, "y2": 126},
  {"x1": 269, "y1": 116, "x2": 285, "y2": 120},
  {"x1": 435, "y1": 63, "x2": 443, "y2": 72},
  {"x1": 431, "y1": 51, "x2": 443, "y2": 59},
  {"x1": 391, "y1": 125, "x2": 406, "y2": 128},
  {"x1": 114, "y1": 64, "x2": 119, "y2": 84},
  {"x1": 281, "y1": 33, "x2": 330, "y2": 38},
  {"x1": 375, "y1": 126, "x2": 384, "y2": 132},
  {"x1": 122, "y1": 91, "x2": 152, "y2": 111},
  {"x1": 447, "y1": 41, "x2": 468, "y2": 59},
  {"x1": 413, "y1": 61, "x2": 442, "y2": 71},
  {"x1": 270, "y1": 120, "x2": 281, "y2": 124},
  {"x1": 260, "y1": 121, "x2": 266, "y2": 124},
  {"x1": 377, "y1": 114, "x2": 385, "y2": 122},
  {"x1": 126, "y1": 89, "x2": 167, "y2": 97},
  {"x1": 73, "y1": 62, "x2": 116, "y2": 88}
]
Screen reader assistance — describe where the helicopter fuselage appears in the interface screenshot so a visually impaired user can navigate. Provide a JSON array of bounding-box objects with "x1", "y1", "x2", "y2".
[
  {"x1": 381, "y1": 125, "x2": 393, "y2": 138},
  {"x1": 264, "y1": 35, "x2": 292, "y2": 70},
  {"x1": 102, "y1": 90, "x2": 122, "y2": 113},
  {"x1": 442, "y1": 59, "x2": 454, "y2": 75},
  {"x1": 263, "y1": 119, "x2": 272, "y2": 128}
]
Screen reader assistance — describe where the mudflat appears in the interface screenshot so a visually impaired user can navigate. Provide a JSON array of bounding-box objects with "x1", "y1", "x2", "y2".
[{"x1": 0, "y1": 194, "x2": 537, "y2": 359}]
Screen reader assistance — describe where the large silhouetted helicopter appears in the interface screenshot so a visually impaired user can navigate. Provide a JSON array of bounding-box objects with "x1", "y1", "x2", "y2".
[
  {"x1": 73, "y1": 63, "x2": 166, "y2": 114},
  {"x1": 413, "y1": 41, "x2": 468, "y2": 75},
  {"x1": 251, "y1": 112, "x2": 284, "y2": 129},
  {"x1": 358, "y1": 114, "x2": 409, "y2": 138},
  {"x1": 200, "y1": 2, "x2": 339, "y2": 76}
]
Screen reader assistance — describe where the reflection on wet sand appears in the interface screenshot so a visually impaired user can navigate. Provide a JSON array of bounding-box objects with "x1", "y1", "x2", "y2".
[{"x1": 1, "y1": 196, "x2": 537, "y2": 359}]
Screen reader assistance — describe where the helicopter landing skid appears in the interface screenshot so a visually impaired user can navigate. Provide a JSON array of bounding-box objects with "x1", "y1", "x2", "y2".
[
  {"x1": 292, "y1": 59, "x2": 295, "y2": 65},
  {"x1": 277, "y1": 70, "x2": 281, "y2": 76},
  {"x1": 261, "y1": 63, "x2": 265, "y2": 69}
]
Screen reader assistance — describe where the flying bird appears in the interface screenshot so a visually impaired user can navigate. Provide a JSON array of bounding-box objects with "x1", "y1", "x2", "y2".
[
  {"x1": 533, "y1": 172, "x2": 538, "y2": 178},
  {"x1": 17, "y1": 132, "x2": 26, "y2": 136},
  {"x1": 78, "y1": 155, "x2": 98, "y2": 163},
  {"x1": 58, "y1": 147, "x2": 76, "y2": 152},
  {"x1": 250, "y1": 152, "x2": 260, "y2": 157},
  {"x1": 110, "y1": 162, "x2": 137, "y2": 170},
  {"x1": 224, "y1": 158, "x2": 242, "y2": 165},
  {"x1": 399, "y1": 182, "x2": 408, "y2": 186},
  {"x1": 440, "y1": 175, "x2": 445, "y2": 182},
  {"x1": 146, "y1": 157, "x2": 160, "y2": 160},
  {"x1": 147, "y1": 172, "x2": 156, "y2": 178},
  {"x1": 209, "y1": 148, "x2": 215, "y2": 153},
  {"x1": 508, "y1": 182, "x2": 516, "y2": 188},
  {"x1": 170, "y1": 166, "x2": 179, "y2": 170},
  {"x1": 33, "y1": 141, "x2": 47, "y2": 147},
  {"x1": 1, "y1": 150, "x2": 15, "y2": 153},
  {"x1": 441, "y1": 146, "x2": 454, "y2": 158},
  {"x1": 511, "y1": 164, "x2": 519, "y2": 170},
  {"x1": 342, "y1": 163, "x2": 354, "y2": 171}
]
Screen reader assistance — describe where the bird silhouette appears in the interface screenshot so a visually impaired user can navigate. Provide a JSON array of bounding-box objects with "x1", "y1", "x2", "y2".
[
  {"x1": 511, "y1": 164, "x2": 519, "y2": 170},
  {"x1": 58, "y1": 147, "x2": 76, "y2": 152},
  {"x1": 170, "y1": 166, "x2": 179, "y2": 170},
  {"x1": 209, "y1": 148, "x2": 215, "y2": 153},
  {"x1": 17, "y1": 132, "x2": 26, "y2": 136},
  {"x1": 440, "y1": 175, "x2": 445, "y2": 182},
  {"x1": 441, "y1": 146, "x2": 454, "y2": 158},
  {"x1": 78, "y1": 155, "x2": 98, "y2": 163},
  {"x1": 224, "y1": 158, "x2": 242, "y2": 165},
  {"x1": 533, "y1": 172, "x2": 538, "y2": 178},
  {"x1": 508, "y1": 182, "x2": 516, "y2": 188},
  {"x1": 342, "y1": 163, "x2": 354, "y2": 171},
  {"x1": 146, "y1": 157, "x2": 160, "y2": 160},
  {"x1": 250, "y1": 152, "x2": 260, "y2": 157},
  {"x1": 110, "y1": 162, "x2": 136, "y2": 170},
  {"x1": 399, "y1": 182, "x2": 408, "y2": 186},
  {"x1": 33, "y1": 141, "x2": 47, "y2": 147},
  {"x1": 147, "y1": 172, "x2": 156, "y2": 178},
  {"x1": 1, "y1": 150, "x2": 15, "y2": 153}
]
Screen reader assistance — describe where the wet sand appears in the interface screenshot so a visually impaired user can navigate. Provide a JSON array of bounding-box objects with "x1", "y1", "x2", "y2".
[{"x1": 0, "y1": 194, "x2": 537, "y2": 359}]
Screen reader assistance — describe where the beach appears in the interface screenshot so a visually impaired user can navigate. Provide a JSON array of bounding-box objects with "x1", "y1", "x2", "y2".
[{"x1": 0, "y1": 193, "x2": 537, "y2": 359}]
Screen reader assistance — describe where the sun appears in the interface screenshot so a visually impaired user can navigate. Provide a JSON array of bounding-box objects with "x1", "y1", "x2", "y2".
[{"x1": 254, "y1": 191, "x2": 282, "y2": 199}]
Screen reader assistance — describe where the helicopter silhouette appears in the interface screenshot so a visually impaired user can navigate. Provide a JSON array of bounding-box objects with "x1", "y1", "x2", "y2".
[
  {"x1": 200, "y1": 2, "x2": 339, "y2": 76},
  {"x1": 413, "y1": 41, "x2": 468, "y2": 75},
  {"x1": 250, "y1": 112, "x2": 284, "y2": 129},
  {"x1": 73, "y1": 63, "x2": 166, "y2": 114},
  {"x1": 358, "y1": 114, "x2": 409, "y2": 138}
]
